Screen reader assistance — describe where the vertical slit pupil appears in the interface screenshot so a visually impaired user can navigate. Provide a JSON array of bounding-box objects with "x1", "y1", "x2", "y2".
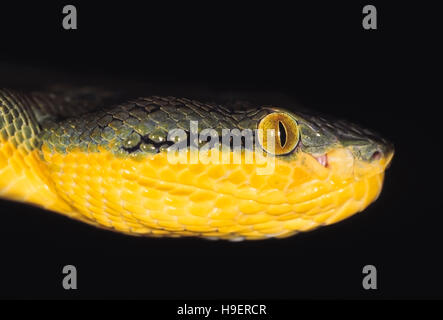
[{"x1": 278, "y1": 121, "x2": 287, "y2": 148}]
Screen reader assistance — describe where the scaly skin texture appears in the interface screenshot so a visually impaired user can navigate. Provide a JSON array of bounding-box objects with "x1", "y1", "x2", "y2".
[{"x1": 0, "y1": 88, "x2": 394, "y2": 240}]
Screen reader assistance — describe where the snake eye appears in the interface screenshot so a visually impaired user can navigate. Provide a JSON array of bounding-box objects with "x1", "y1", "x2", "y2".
[{"x1": 257, "y1": 112, "x2": 300, "y2": 155}]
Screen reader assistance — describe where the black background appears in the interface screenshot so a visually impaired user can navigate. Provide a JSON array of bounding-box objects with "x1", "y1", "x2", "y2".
[{"x1": 0, "y1": 1, "x2": 439, "y2": 299}]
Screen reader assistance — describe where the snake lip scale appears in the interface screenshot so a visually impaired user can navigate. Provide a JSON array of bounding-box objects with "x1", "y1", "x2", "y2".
[{"x1": 0, "y1": 87, "x2": 394, "y2": 240}]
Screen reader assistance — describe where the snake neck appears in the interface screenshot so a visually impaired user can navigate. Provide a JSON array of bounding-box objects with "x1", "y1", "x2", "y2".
[{"x1": 0, "y1": 89, "x2": 75, "y2": 216}]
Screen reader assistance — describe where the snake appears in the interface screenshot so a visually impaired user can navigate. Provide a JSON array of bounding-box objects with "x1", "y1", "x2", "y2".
[{"x1": 0, "y1": 86, "x2": 394, "y2": 241}]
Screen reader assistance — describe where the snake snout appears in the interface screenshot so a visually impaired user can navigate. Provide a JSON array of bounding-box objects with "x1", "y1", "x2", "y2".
[
  {"x1": 380, "y1": 142, "x2": 395, "y2": 169},
  {"x1": 366, "y1": 138, "x2": 394, "y2": 169}
]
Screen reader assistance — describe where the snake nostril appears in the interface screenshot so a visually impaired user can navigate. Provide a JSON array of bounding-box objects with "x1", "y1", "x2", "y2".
[{"x1": 370, "y1": 150, "x2": 382, "y2": 161}]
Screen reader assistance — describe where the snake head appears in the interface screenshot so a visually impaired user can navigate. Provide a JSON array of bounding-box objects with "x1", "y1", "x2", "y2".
[
  {"x1": 26, "y1": 96, "x2": 395, "y2": 239},
  {"x1": 256, "y1": 106, "x2": 394, "y2": 179}
]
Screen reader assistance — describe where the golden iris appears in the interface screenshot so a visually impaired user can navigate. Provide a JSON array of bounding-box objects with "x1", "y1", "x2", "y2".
[{"x1": 258, "y1": 112, "x2": 300, "y2": 155}]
